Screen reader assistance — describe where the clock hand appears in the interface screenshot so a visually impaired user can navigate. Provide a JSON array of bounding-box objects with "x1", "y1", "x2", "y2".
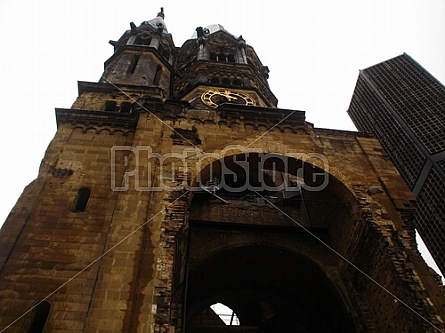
[{"x1": 222, "y1": 90, "x2": 238, "y2": 101}]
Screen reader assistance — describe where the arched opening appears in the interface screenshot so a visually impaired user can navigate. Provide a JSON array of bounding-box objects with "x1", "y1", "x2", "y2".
[
  {"x1": 27, "y1": 300, "x2": 51, "y2": 333},
  {"x1": 104, "y1": 100, "x2": 117, "y2": 112},
  {"x1": 180, "y1": 153, "x2": 359, "y2": 332},
  {"x1": 120, "y1": 102, "x2": 132, "y2": 113},
  {"x1": 185, "y1": 246, "x2": 355, "y2": 332},
  {"x1": 71, "y1": 187, "x2": 91, "y2": 212}
]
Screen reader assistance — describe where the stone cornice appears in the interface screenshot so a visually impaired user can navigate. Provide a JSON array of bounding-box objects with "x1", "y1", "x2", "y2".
[
  {"x1": 314, "y1": 128, "x2": 374, "y2": 137},
  {"x1": 55, "y1": 108, "x2": 139, "y2": 129},
  {"x1": 77, "y1": 81, "x2": 165, "y2": 98},
  {"x1": 216, "y1": 104, "x2": 306, "y2": 127}
]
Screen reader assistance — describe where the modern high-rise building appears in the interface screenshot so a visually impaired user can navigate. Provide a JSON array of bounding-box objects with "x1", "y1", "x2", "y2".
[
  {"x1": 1, "y1": 11, "x2": 445, "y2": 333},
  {"x1": 348, "y1": 53, "x2": 445, "y2": 276}
]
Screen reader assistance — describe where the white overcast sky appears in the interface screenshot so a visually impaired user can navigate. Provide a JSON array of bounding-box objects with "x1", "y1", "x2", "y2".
[{"x1": 0, "y1": 1, "x2": 444, "y2": 275}]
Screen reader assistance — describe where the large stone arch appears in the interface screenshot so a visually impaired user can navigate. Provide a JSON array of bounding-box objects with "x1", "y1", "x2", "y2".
[
  {"x1": 168, "y1": 151, "x2": 443, "y2": 332},
  {"x1": 188, "y1": 152, "x2": 362, "y2": 251},
  {"x1": 180, "y1": 152, "x2": 364, "y2": 332},
  {"x1": 186, "y1": 145, "x2": 364, "y2": 202}
]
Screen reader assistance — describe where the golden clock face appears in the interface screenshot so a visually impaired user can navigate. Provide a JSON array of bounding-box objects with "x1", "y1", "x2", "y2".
[{"x1": 201, "y1": 89, "x2": 256, "y2": 108}]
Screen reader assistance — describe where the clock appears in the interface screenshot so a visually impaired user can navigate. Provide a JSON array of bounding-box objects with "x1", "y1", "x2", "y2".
[{"x1": 201, "y1": 89, "x2": 256, "y2": 108}]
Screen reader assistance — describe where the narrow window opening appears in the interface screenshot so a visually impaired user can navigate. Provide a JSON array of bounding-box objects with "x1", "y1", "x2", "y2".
[
  {"x1": 228, "y1": 54, "x2": 236, "y2": 63},
  {"x1": 158, "y1": 43, "x2": 165, "y2": 56},
  {"x1": 218, "y1": 53, "x2": 226, "y2": 62},
  {"x1": 104, "y1": 100, "x2": 117, "y2": 112},
  {"x1": 210, "y1": 52, "x2": 217, "y2": 61},
  {"x1": 120, "y1": 102, "x2": 132, "y2": 113},
  {"x1": 127, "y1": 55, "x2": 140, "y2": 74},
  {"x1": 153, "y1": 65, "x2": 163, "y2": 85},
  {"x1": 134, "y1": 34, "x2": 152, "y2": 46},
  {"x1": 28, "y1": 300, "x2": 51, "y2": 333},
  {"x1": 72, "y1": 187, "x2": 91, "y2": 212}
]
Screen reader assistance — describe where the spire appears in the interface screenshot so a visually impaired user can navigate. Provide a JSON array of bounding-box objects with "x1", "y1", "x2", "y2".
[
  {"x1": 157, "y1": 7, "x2": 165, "y2": 19},
  {"x1": 139, "y1": 7, "x2": 168, "y2": 33}
]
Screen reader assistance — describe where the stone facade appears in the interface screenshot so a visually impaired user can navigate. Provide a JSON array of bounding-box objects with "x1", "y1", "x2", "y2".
[{"x1": 0, "y1": 10, "x2": 444, "y2": 333}]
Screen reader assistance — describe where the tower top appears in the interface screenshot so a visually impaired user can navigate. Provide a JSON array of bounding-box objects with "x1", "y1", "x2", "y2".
[{"x1": 139, "y1": 7, "x2": 168, "y2": 33}]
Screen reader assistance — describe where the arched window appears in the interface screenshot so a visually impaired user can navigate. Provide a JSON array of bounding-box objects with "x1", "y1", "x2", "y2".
[
  {"x1": 72, "y1": 187, "x2": 91, "y2": 212},
  {"x1": 120, "y1": 102, "x2": 132, "y2": 113},
  {"x1": 104, "y1": 100, "x2": 117, "y2": 112},
  {"x1": 153, "y1": 65, "x2": 163, "y2": 85},
  {"x1": 27, "y1": 300, "x2": 51, "y2": 333}
]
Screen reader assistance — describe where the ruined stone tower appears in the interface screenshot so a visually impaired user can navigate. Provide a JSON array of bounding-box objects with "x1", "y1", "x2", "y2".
[{"x1": 0, "y1": 9, "x2": 444, "y2": 333}]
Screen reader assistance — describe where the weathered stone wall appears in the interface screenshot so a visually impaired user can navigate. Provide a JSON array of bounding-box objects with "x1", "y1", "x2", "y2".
[
  {"x1": 1, "y1": 107, "x2": 444, "y2": 332},
  {"x1": 0, "y1": 125, "x2": 133, "y2": 332}
]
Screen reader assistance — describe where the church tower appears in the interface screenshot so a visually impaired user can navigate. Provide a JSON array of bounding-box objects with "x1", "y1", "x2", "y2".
[{"x1": 1, "y1": 10, "x2": 444, "y2": 333}]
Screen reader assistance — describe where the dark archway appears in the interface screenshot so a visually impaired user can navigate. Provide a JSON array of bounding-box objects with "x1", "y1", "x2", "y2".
[
  {"x1": 181, "y1": 153, "x2": 360, "y2": 332},
  {"x1": 186, "y1": 245, "x2": 355, "y2": 332}
]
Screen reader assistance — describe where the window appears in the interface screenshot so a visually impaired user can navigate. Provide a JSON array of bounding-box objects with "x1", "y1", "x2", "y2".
[
  {"x1": 104, "y1": 100, "x2": 117, "y2": 112},
  {"x1": 72, "y1": 187, "x2": 91, "y2": 212},
  {"x1": 210, "y1": 303, "x2": 240, "y2": 326},
  {"x1": 120, "y1": 102, "x2": 132, "y2": 113},
  {"x1": 209, "y1": 52, "x2": 236, "y2": 62},
  {"x1": 134, "y1": 34, "x2": 152, "y2": 46},
  {"x1": 157, "y1": 43, "x2": 170, "y2": 60},
  {"x1": 127, "y1": 55, "x2": 140, "y2": 74},
  {"x1": 153, "y1": 65, "x2": 163, "y2": 85},
  {"x1": 27, "y1": 300, "x2": 51, "y2": 333}
]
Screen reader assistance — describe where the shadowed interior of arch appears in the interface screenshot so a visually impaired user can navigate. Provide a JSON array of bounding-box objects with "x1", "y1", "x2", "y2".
[{"x1": 179, "y1": 153, "x2": 359, "y2": 332}]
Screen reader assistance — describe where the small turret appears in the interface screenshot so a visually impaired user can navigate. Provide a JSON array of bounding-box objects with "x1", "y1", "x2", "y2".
[{"x1": 99, "y1": 8, "x2": 175, "y2": 98}]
